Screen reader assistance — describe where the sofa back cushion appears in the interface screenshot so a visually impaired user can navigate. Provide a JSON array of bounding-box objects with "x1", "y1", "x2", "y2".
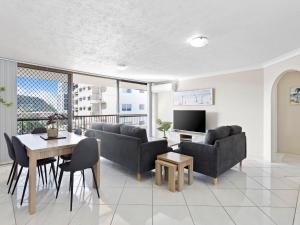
[
  {"x1": 91, "y1": 123, "x2": 104, "y2": 131},
  {"x1": 102, "y1": 124, "x2": 121, "y2": 134},
  {"x1": 120, "y1": 125, "x2": 148, "y2": 143},
  {"x1": 204, "y1": 126, "x2": 231, "y2": 145},
  {"x1": 230, "y1": 125, "x2": 242, "y2": 135}
]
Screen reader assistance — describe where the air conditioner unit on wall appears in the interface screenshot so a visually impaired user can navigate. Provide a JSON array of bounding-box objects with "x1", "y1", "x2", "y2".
[{"x1": 152, "y1": 82, "x2": 177, "y2": 93}]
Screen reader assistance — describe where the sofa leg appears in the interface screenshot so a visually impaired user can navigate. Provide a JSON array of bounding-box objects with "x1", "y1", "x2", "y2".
[
  {"x1": 239, "y1": 160, "x2": 243, "y2": 169},
  {"x1": 213, "y1": 178, "x2": 218, "y2": 185},
  {"x1": 137, "y1": 173, "x2": 141, "y2": 181}
]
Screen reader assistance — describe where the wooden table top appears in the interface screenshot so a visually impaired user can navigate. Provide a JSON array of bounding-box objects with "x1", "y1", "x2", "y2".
[
  {"x1": 16, "y1": 131, "x2": 88, "y2": 151},
  {"x1": 157, "y1": 152, "x2": 192, "y2": 165}
]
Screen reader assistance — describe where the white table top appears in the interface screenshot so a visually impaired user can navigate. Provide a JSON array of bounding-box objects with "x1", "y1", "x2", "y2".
[{"x1": 17, "y1": 131, "x2": 87, "y2": 151}]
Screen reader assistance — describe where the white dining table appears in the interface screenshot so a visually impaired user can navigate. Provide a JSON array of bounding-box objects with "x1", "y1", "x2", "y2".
[{"x1": 16, "y1": 131, "x2": 101, "y2": 214}]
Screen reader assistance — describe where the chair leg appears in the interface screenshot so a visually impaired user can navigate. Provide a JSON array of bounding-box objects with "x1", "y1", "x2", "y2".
[
  {"x1": 51, "y1": 163, "x2": 58, "y2": 190},
  {"x1": 56, "y1": 170, "x2": 64, "y2": 199},
  {"x1": 81, "y1": 170, "x2": 85, "y2": 188},
  {"x1": 44, "y1": 165, "x2": 48, "y2": 185},
  {"x1": 7, "y1": 161, "x2": 16, "y2": 185},
  {"x1": 21, "y1": 170, "x2": 29, "y2": 205},
  {"x1": 38, "y1": 166, "x2": 41, "y2": 177},
  {"x1": 11, "y1": 166, "x2": 23, "y2": 195},
  {"x1": 91, "y1": 168, "x2": 100, "y2": 198},
  {"x1": 40, "y1": 166, "x2": 45, "y2": 186},
  {"x1": 56, "y1": 157, "x2": 60, "y2": 179},
  {"x1": 8, "y1": 163, "x2": 17, "y2": 194},
  {"x1": 70, "y1": 172, "x2": 74, "y2": 211}
]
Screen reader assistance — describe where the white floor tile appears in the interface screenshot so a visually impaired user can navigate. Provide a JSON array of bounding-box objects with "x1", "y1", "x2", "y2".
[
  {"x1": 260, "y1": 207, "x2": 295, "y2": 225},
  {"x1": 189, "y1": 206, "x2": 235, "y2": 225},
  {"x1": 70, "y1": 204, "x2": 115, "y2": 225},
  {"x1": 0, "y1": 202, "x2": 16, "y2": 225},
  {"x1": 225, "y1": 207, "x2": 276, "y2": 225},
  {"x1": 252, "y1": 176, "x2": 299, "y2": 189},
  {"x1": 119, "y1": 188, "x2": 152, "y2": 205},
  {"x1": 111, "y1": 205, "x2": 152, "y2": 225},
  {"x1": 153, "y1": 188, "x2": 186, "y2": 205},
  {"x1": 212, "y1": 189, "x2": 254, "y2": 206},
  {"x1": 183, "y1": 189, "x2": 220, "y2": 206},
  {"x1": 242, "y1": 189, "x2": 297, "y2": 207},
  {"x1": 153, "y1": 205, "x2": 194, "y2": 225}
]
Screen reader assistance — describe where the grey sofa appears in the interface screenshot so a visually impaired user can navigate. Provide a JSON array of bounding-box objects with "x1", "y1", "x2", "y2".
[
  {"x1": 179, "y1": 125, "x2": 246, "y2": 182},
  {"x1": 85, "y1": 123, "x2": 170, "y2": 180}
]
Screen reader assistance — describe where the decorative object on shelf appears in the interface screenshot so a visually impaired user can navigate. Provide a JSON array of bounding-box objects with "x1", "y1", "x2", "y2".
[
  {"x1": 290, "y1": 87, "x2": 300, "y2": 105},
  {"x1": 157, "y1": 119, "x2": 172, "y2": 138},
  {"x1": 174, "y1": 88, "x2": 214, "y2": 106},
  {"x1": 0, "y1": 85, "x2": 12, "y2": 107},
  {"x1": 46, "y1": 113, "x2": 66, "y2": 138}
]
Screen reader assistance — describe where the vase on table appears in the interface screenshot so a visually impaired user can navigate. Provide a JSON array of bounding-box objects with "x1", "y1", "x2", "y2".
[{"x1": 47, "y1": 128, "x2": 58, "y2": 138}]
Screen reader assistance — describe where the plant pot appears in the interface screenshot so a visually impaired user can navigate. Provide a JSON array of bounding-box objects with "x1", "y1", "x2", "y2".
[{"x1": 47, "y1": 128, "x2": 58, "y2": 138}]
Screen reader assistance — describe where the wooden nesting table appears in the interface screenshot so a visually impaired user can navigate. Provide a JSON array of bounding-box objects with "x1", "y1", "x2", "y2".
[{"x1": 155, "y1": 152, "x2": 193, "y2": 192}]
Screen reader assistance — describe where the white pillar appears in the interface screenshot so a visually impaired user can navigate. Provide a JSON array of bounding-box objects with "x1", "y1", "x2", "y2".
[{"x1": 147, "y1": 83, "x2": 153, "y2": 136}]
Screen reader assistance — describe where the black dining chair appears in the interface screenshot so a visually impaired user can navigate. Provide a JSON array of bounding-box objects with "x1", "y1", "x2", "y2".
[
  {"x1": 31, "y1": 127, "x2": 51, "y2": 185},
  {"x1": 56, "y1": 137, "x2": 100, "y2": 211},
  {"x1": 56, "y1": 128, "x2": 85, "y2": 186},
  {"x1": 4, "y1": 133, "x2": 17, "y2": 194},
  {"x1": 11, "y1": 136, "x2": 58, "y2": 205}
]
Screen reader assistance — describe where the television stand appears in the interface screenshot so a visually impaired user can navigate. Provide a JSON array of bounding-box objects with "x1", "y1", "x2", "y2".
[{"x1": 180, "y1": 134, "x2": 192, "y2": 142}]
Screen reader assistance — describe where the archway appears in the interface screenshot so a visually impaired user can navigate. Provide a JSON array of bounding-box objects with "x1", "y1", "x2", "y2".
[{"x1": 271, "y1": 70, "x2": 300, "y2": 161}]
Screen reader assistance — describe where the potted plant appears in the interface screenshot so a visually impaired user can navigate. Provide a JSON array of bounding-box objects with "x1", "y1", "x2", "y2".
[
  {"x1": 46, "y1": 113, "x2": 66, "y2": 138},
  {"x1": 0, "y1": 85, "x2": 12, "y2": 107},
  {"x1": 156, "y1": 119, "x2": 172, "y2": 138}
]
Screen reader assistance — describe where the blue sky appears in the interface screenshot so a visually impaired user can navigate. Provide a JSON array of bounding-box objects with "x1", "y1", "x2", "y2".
[{"x1": 17, "y1": 77, "x2": 58, "y2": 94}]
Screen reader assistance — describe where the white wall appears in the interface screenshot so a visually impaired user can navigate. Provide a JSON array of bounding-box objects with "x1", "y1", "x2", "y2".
[
  {"x1": 277, "y1": 71, "x2": 300, "y2": 154},
  {"x1": 0, "y1": 59, "x2": 17, "y2": 163},
  {"x1": 156, "y1": 69, "x2": 264, "y2": 160}
]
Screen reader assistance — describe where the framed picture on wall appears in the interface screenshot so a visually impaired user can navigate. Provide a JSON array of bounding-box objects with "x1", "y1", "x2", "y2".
[
  {"x1": 290, "y1": 87, "x2": 300, "y2": 105},
  {"x1": 174, "y1": 88, "x2": 214, "y2": 106}
]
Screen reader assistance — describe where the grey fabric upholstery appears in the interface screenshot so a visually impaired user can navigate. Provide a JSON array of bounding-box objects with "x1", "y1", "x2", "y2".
[
  {"x1": 179, "y1": 125, "x2": 246, "y2": 178},
  {"x1": 204, "y1": 126, "x2": 231, "y2": 145},
  {"x1": 84, "y1": 129, "x2": 96, "y2": 138},
  {"x1": 74, "y1": 128, "x2": 82, "y2": 135},
  {"x1": 31, "y1": 127, "x2": 47, "y2": 134},
  {"x1": 230, "y1": 125, "x2": 242, "y2": 135},
  {"x1": 120, "y1": 125, "x2": 148, "y2": 143},
  {"x1": 102, "y1": 124, "x2": 121, "y2": 134},
  {"x1": 87, "y1": 123, "x2": 170, "y2": 174},
  {"x1": 91, "y1": 123, "x2": 104, "y2": 131}
]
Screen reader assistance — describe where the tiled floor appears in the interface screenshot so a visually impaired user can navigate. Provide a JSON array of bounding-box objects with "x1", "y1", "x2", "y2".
[{"x1": 1, "y1": 156, "x2": 300, "y2": 225}]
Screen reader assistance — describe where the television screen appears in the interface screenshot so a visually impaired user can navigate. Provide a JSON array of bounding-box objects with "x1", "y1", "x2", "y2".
[{"x1": 173, "y1": 110, "x2": 206, "y2": 133}]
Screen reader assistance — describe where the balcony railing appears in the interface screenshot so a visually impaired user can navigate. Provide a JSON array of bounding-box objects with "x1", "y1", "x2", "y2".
[{"x1": 17, "y1": 114, "x2": 147, "y2": 134}]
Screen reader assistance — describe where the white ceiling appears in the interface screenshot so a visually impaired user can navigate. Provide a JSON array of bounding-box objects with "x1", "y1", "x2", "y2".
[{"x1": 0, "y1": 0, "x2": 300, "y2": 82}]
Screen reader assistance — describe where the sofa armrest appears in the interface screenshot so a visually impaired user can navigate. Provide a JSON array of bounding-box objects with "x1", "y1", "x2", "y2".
[
  {"x1": 179, "y1": 141, "x2": 216, "y2": 159},
  {"x1": 139, "y1": 140, "x2": 170, "y2": 173}
]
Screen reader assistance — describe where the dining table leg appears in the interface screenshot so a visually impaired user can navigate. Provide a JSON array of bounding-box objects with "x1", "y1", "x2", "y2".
[
  {"x1": 93, "y1": 160, "x2": 100, "y2": 188},
  {"x1": 28, "y1": 154, "x2": 37, "y2": 214}
]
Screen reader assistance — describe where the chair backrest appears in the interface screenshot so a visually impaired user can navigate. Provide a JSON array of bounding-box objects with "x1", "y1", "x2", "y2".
[
  {"x1": 4, "y1": 133, "x2": 16, "y2": 161},
  {"x1": 74, "y1": 128, "x2": 82, "y2": 135},
  {"x1": 69, "y1": 138, "x2": 99, "y2": 171},
  {"x1": 12, "y1": 136, "x2": 29, "y2": 167},
  {"x1": 31, "y1": 127, "x2": 47, "y2": 134}
]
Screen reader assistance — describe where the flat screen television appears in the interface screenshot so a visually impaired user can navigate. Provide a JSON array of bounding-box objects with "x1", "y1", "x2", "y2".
[{"x1": 173, "y1": 110, "x2": 206, "y2": 133}]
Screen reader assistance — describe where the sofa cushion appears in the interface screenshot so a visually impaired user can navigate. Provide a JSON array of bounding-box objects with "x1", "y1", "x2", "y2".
[
  {"x1": 120, "y1": 125, "x2": 148, "y2": 143},
  {"x1": 102, "y1": 124, "x2": 121, "y2": 134},
  {"x1": 230, "y1": 125, "x2": 242, "y2": 135},
  {"x1": 91, "y1": 123, "x2": 104, "y2": 131},
  {"x1": 204, "y1": 126, "x2": 231, "y2": 145}
]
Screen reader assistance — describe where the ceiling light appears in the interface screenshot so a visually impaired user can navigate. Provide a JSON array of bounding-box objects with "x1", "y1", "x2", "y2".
[
  {"x1": 189, "y1": 36, "x2": 208, "y2": 48},
  {"x1": 117, "y1": 64, "x2": 128, "y2": 71}
]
